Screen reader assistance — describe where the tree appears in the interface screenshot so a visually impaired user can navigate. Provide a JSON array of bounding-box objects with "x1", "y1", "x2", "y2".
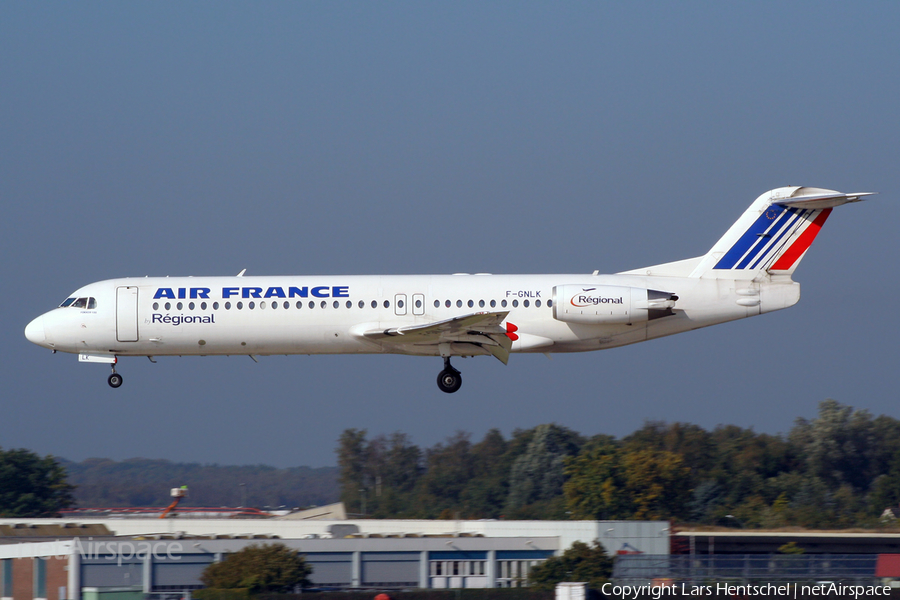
[
  {"x1": 416, "y1": 431, "x2": 475, "y2": 516},
  {"x1": 336, "y1": 429, "x2": 368, "y2": 513},
  {"x1": 506, "y1": 424, "x2": 583, "y2": 512},
  {"x1": 0, "y1": 447, "x2": 74, "y2": 517},
  {"x1": 527, "y1": 541, "x2": 613, "y2": 590},
  {"x1": 564, "y1": 436, "x2": 628, "y2": 520},
  {"x1": 201, "y1": 544, "x2": 311, "y2": 593},
  {"x1": 790, "y1": 399, "x2": 877, "y2": 490},
  {"x1": 620, "y1": 448, "x2": 691, "y2": 520}
]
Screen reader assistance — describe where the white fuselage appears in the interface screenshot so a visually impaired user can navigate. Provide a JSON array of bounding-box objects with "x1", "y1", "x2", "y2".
[{"x1": 26, "y1": 273, "x2": 799, "y2": 359}]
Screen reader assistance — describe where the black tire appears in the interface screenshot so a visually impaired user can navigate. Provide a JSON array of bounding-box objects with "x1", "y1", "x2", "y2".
[
  {"x1": 108, "y1": 373, "x2": 123, "y2": 388},
  {"x1": 437, "y1": 369, "x2": 462, "y2": 393}
]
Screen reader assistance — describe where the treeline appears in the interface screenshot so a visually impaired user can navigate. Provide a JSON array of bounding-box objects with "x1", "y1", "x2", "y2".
[
  {"x1": 337, "y1": 400, "x2": 900, "y2": 528},
  {"x1": 62, "y1": 458, "x2": 339, "y2": 509}
]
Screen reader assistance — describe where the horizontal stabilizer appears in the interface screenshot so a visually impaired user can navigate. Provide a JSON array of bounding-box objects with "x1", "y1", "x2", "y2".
[{"x1": 775, "y1": 191, "x2": 874, "y2": 209}]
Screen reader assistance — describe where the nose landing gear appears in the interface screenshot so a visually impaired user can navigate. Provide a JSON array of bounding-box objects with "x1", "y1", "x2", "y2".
[
  {"x1": 108, "y1": 365, "x2": 123, "y2": 388},
  {"x1": 437, "y1": 357, "x2": 462, "y2": 393}
]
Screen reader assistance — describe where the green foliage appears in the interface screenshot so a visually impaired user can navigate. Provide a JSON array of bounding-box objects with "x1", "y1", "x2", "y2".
[
  {"x1": 63, "y1": 458, "x2": 338, "y2": 509},
  {"x1": 506, "y1": 424, "x2": 583, "y2": 512},
  {"x1": 563, "y1": 438, "x2": 690, "y2": 520},
  {"x1": 335, "y1": 427, "x2": 551, "y2": 519},
  {"x1": 336, "y1": 428, "x2": 370, "y2": 514},
  {"x1": 200, "y1": 544, "x2": 311, "y2": 593},
  {"x1": 777, "y1": 542, "x2": 804, "y2": 554},
  {"x1": 527, "y1": 541, "x2": 612, "y2": 590},
  {"x1": 563, "y1": 436, "x2": 627, "y2": 520},
  {"x1": 333, "y1": 400, "x2": 900, "y2": 528},
  {"x1": 194, "y1": 588, "x2": 251, "y2": 600},
  {"x1": 0, "y1": 447, "x2": 74, "y2": 517}
]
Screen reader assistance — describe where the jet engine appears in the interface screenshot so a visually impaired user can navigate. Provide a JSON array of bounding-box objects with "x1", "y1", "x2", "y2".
[{"x1": 551, "y1": 285, "x2": 678, "y2": 325}]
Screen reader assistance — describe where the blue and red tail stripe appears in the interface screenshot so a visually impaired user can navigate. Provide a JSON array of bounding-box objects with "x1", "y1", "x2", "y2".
[
  {"x1": 769, "y1": 208, "x2": 832, "y2": 271},
  {"x1": 714, "y1": 206, "x2": 807, "y2": 270}
]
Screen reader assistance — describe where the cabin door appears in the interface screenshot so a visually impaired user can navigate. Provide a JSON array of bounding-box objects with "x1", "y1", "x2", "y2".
[{"x1": 116, "y1": 286, "x2": 139, "y2": 342}]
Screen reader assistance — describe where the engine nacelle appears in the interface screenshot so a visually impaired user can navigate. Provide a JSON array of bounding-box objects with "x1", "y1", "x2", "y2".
[{"x1": 552, "y1": 285, "x2": 677, "y2": 325}]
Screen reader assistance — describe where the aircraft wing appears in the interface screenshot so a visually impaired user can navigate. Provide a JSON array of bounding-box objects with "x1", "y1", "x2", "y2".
[{"x1": 362, "y1": 311, "x2": 515, "y2": 364}]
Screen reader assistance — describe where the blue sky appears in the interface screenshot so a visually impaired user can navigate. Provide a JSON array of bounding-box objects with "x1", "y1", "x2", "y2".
[{"x1": 2, "y1": 2, "x2": 898, "y2": 468}]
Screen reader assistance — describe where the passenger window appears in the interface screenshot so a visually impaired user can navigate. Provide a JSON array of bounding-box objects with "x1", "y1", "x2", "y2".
[
  {"x1": 297, "y1": 301, "x2": 303, "y2": 309},
  {"x1": 416, "y1": 299, "x2": 422, "y2": 308},
  {"x1": 346, "y1": 301, "x2": 352, "y2": 308},
  {"x1": 478, "y1": 300, "x2": 485, "y2": 308},
  {"x1": 165, "y1": 302, "x2": 172, "y2": 310},
  {"x1": 249, "y1": 301, "x2": 255, "y2": 309},
  {"x1": 320, "y1": 300, "x2": 327, "y2": 308},
  {"x1": 333, "y1": 300, "x2": 339, "y2": 309},
  {"x1": 512, "y1": 299, "x2": 519, "y2": 307},
  {"x1": 213, "y1": 302, "x2": 220, "y2": 310},
  {"x1": 536, "y1": 299, "x2": 542, "y2": 307},
  {"x1": 359, "y1": 300, "x2": 365, "y2": 308},
  {"x1": 371, "y1": 300, "x2": 377, "y2": 308},
  {"x1": 490, "y1": 299, "x2": 496, "y2": 308},
  {"x1": 260, "y1": 301, "x2": 266, "y2": 310},
  {"x1": 434, "y1": 300, "x2": 440, "y2": 308},
  {"x1": 309, "y1": 301, "x2": 315, "y2": 309},
  {"x1": 153, "y1": 302, "x2": 159, "y2": 310},
  {"x1": 467, "y1": 300, "x2": 474, "y2": 308},
  {"x1": 225, "y1": 302, "x2": 231, "y2": 310},
  {"x1": 383, "y1": 300, "x2": 390, "y2": 308},
  {"x1": 237, "y1": 302, "x2": 243, "y2": 310},
  {"x1": 397, "y1": 299, "x2": 404, "y2": 308},
  {"x1": 283, "y1": 301, "x2": 289, "y2": 309},
  {"x1": 189, "y1": 302, "x2": 195, "y2": 310},
  {"x1": 547, "y1": 299, "x2": 553, "y2": 307},
  {"x1": 445, "y1": 300, "x2": 451, "y2": 308},
  {"x1": 201, "y1": 302, "x2": 208, "y2": 310},
  {"x1": 524, "y1": 300, "x2": 530, "y2": 308},
  {"x1": 72, "y1": 298, "x2": 87, "y2": 309},
  {"x1": 87, "y1": 298, "x2": 97, "y2": 309},
  {"x1": 60, "y1": 298, "x2": 76, "y2": 308},
  {"x1": 176, "y1": 302, "x2": 183, "y2": 310},
  {"x1": 456, "y1": 300, "x2": 462, "y2": 308},
  {"x1": 501, "y1": 299, "x2": 507, "y2": 308}
]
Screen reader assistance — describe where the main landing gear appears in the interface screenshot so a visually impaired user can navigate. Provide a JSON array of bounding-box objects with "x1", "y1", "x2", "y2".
[
  {"x1": 108, "y1": 365, "x2": 123, "y2": 389},
  {"x1": 437, "y1": 357, "x2": 462, "y2": 394}
]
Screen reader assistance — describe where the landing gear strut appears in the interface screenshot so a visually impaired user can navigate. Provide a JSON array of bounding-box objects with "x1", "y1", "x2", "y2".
[
  {"x1": 437, "y1": 357, "x2": 462, "y2": 394},
  {"x1": 108, "y1": 365, "x2": 123, "y2": 389}
]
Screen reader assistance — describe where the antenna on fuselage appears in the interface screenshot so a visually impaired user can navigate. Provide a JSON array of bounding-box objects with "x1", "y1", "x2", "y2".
[{"x1": 236, "y1": 269, "x2": 247, "y2": 277}]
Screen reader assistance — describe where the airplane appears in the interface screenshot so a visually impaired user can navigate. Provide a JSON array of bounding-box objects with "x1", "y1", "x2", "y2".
[{"x1": 24, "y1": 186, "x2": 870, "y2": 393}]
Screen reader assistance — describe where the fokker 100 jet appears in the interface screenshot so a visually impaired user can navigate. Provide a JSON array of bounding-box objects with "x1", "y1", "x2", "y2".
[{"x1": 25, "y1": 186, "x2": 869, "y2": 393}]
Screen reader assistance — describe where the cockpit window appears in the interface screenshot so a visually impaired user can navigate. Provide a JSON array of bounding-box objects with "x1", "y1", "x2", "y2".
[{"x1": 60, "y1": 297, "x2": 97, "y2": 309}]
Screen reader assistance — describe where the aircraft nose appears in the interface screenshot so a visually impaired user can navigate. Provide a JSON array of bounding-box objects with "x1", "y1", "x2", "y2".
[{"x1": 25, "y1": 315, "x2": 46, "y2": 345}]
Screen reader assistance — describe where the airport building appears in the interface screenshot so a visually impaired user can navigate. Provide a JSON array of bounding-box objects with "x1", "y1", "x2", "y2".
[{"x1": 0, "y1": 517, "x2": 669, "y2": 600}]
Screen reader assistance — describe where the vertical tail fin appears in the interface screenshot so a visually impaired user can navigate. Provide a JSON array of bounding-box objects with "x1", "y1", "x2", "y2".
[{"x1": 689, "y1": 186, "x2": 871, "y2": 279}]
